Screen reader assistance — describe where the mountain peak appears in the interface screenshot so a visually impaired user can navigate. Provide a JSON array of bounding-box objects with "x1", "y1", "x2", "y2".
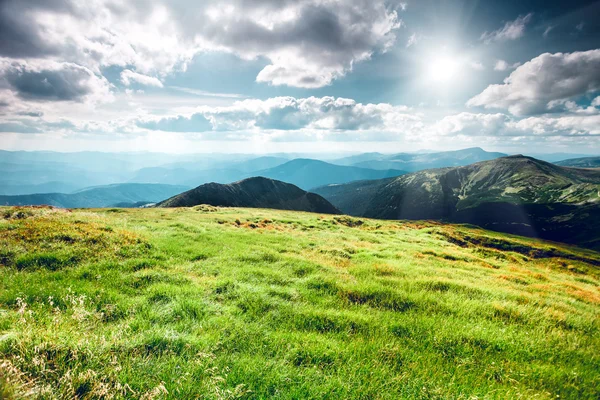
[{"x1": 157, "y1": 177, "x2": 340, "y2": 214}]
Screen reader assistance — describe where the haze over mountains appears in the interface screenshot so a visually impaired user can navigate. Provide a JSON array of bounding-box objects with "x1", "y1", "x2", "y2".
[
  {"x1": 2, "y1": 147, "x2": 600, "y2": 248},
  {"x1": 5, "y1": 147, "x2": 595, "y2": 197},
  {"x1": 0, "y1": 184, "x2": 189, "y2": 208}
]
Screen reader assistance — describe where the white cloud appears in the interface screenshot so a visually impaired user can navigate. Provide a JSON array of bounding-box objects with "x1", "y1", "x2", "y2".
[
  {"x1": 120, "y1": 70, "x2": 163, "y2": 87},
  {"x1": 432, "y1": 111, "x2": 600, "y2": 138},
  {"x1": 493, "y1": 60, "x2": 520, "y2": 71},
  {"x1": 468, "y1": 50, "x2": 600, "y2": 116},
  {"x1": 0, "y1": 0, "x2": 402, "y2": 89},
  {"x1": 137, "y1": 96, "x2": 422, "y2": 138},
  {"x1": 480, "y1": 13, "x2": 533, "y2": 44},
  {"x1": 469, "y1": 61, "x2": 485, "y2": 71},
  {"x1": 406, "y1": 33, "x2": 419, "y2": 48},
  {"x1": 432, "y1": 113, "x2": 514, "y2": 136}
]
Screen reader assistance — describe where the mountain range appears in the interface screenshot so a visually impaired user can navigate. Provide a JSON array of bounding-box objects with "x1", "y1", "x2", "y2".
[
  {"x1": 0, "y1": 183, "x2": 190, "y2": 208},
  {"x1": 157, "y1": 177, "x2": 340, "y2": 214},
  {"x1": 555, "y1": 156, "x2": 600, "y2": 169},
  {"x1": 314, "y1": 156, "x2": 600, "y2": 249},
  {"x1": 329, "y1": 147, "x2": 508, "y2": 171}
]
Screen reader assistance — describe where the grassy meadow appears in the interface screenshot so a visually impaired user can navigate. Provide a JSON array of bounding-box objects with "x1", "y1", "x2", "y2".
[{"x1": 0, "y1": 205, "x2": 599, "y2": 399}]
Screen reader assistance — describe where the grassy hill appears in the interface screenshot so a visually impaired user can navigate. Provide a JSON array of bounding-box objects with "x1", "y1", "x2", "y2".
[
  {"x1": 315, "y1": 156, "x2": 600, "y2": 249},
  {"x1": 157, "y1": 177, "x2": 340, "y2": 214},
  {"x1": 0, "y1": 206, "x2": 598, "y2": 398}
]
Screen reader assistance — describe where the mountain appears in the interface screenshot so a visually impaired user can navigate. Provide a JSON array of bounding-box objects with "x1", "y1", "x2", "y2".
[
  {"x1": 0, "y1": 181, "x2": 81, "y2": 196},
  {"x1": 312, "y1": 178, "x2": 397, "y2": 217},
  {"x1": 527, "y1": 152, "x2": 599, "y2": 163},
  {"x1": 330, "y1": 147, "x2": 507, "y2": 171},
  {"x1": 157, "y1": 177, "x2": 340, "y2": 214},
  {"x1": 555, "y1": 156, "x2": 600, "y2": 169},
  {"x1": 254, "y1": 159, "x2": 406, "y2": 190},
  {"x1": 315, "y1": 156, "x2": 600, "y2": 249},
  {"x1": 0, "y1": 183, "x2": 190, "y2": 208}
]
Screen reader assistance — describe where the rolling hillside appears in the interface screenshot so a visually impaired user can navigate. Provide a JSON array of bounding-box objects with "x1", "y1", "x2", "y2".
[
  {"x1": 555, "y1": 156, "x2": 600, "y2": 169},
  {"x1": 315, "y1": 156, "x2": 600, "y2": 249},
  {"x1": 0, "y1": 183, "x2": 190, "y2": 208},
  {"x1": 0, "y1": 206, "x2": 598, "y2": 398},
  {"x1": 157, "y1": 177, "x2": 340, "y2": 214},
  {"x1": 255, "y1": 159, "x2": 406, "y2": 190}
]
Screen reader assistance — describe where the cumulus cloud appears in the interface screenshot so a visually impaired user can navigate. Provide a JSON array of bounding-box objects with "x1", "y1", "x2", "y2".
[
  {"x1": 480, "y1": 13, "x2": 532, "y2": 44},
  {"x1": 493, "y1": 60, "x2": 520, "y2": 71},
  {"x1": 467, "y1": 50, "x2": 600, "y2": 116},
  {"x1": 0, "y1": 58, "x2": 112, "y2": 103},
  {"x1": 137, "y1": 96, "x2": 421, "y2": 135},
  {"x1": 120, "y1": 70, "x2": 163, "y2": 88},
  {"x1": 432, "y1": 111, "x2": 600, "y2": 138},
  {"x1": 137, "y1": 113, "x2": 212, "y2": 132},
  {"x1": 0, "y1": 0, "x2": 402, "y2": 88}
]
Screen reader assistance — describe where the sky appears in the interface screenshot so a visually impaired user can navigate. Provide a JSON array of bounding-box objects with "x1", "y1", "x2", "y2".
[{"x1": 0, "y1": 0, "x2": 599, "y2": 154}]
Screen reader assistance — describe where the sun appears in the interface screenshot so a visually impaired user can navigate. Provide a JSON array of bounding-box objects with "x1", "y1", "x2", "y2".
[{"x1": 428, "y1": 56, "x2": 459, "y2": 82}]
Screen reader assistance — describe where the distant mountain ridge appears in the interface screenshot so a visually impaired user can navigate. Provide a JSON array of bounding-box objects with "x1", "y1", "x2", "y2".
[
  {"x1": 330, "y1": 147, "x2": 507, "y2": 171},
  {"x1": 0, "y1": 183, "x2": 190, "y2": 208},
  {"x1": 254, "y1": 159, "x2": 406, "y2": 190},
  {"x1": 157, "y1": 177, "x2": 340, "y2": 214},
  {"x1": 314, "y1": 156, "x2": 600, "y2": 249},
  {"x1": 555, "y1": 156, "x2": 600, "y2": 169}
]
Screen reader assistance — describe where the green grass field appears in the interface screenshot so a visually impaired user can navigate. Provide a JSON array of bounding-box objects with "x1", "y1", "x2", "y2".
[{"x1": 0, "y1": 205, "x2": 599, "y2": 399}]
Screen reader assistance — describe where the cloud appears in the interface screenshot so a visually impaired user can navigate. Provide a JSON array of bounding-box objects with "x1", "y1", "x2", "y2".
[
  {"x1": 0, "y1": 58, "x2": 112, "y2": 103},
  {"x1": 480, "y1": 13, "x2": 532, "y2": 44},
  {"x1": 406, "y1": 33, "x2": 419, "y2": 48},
  {"x1": 136, "y1": 96, "x2": 421, "y2": 135},
  {"x1": 433, "y1": 113, "x2": 514, "y2": 136},
  {"x1": 514, "y1": 114, "x2": 600, "y2": 136},
  {"x1": 493, "y1": 60, "x2": 520, "y2": 71},
  {"x1": 0, "y1": 121, "x2": 42, "y2": 133},
  {"x1": 137, "y1": 113, "x2": 212, "y2": 132},
  {"x1": 120, "y1": 70, "x2": 163, "y2": 88},
  {"x1": 469, "y1": 62, "x2": 485, "y2": 71},
  {"x1": 0, "y1": 0, "x2": 402, "y2": 88},
  {"x1": 432, "y1": 111, "x2": 600, "y2": 138},
  {"x1": 467, "y1": 50, "x2": 600, "y2": 116}
]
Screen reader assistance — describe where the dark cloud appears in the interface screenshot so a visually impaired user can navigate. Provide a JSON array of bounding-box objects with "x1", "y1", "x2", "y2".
[
  {"x1": 0, "y1": 0, "x2": 73, "y2": 57},
  {"x1": 0, "y1": 121, "x2": 41, "y2": 133},
  {"x1": 16, "y1": 111, "x2": 44, "y2": 117},
  {"x1": 3, "y1": 63, "x2": 108, "y2": 102}
]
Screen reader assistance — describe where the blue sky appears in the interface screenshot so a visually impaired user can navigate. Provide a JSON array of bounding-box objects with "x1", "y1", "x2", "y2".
[{"x1": 0, "y1": 0, "x2": 599, "y2": 153}]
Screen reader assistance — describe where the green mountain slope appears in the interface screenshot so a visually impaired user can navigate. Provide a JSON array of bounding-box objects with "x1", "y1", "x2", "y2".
[
  {"x1": 157, "y1": 177, "x2": 340, "y2": 214},
  {"x1": 555, "y1": 156, "x2": 600, "y2": 169},
  {"x1": 315, "y1": 156, "x2": 600, "y2": 249},
  {"x1": 0, "y1": 206, "x2": 598, "y2": 398},
  {"x1": 255, "y1": 159, "x2": 406, "y2": 190},
  {"x1": 0, "y1": 183, "x2": 190, "y2": 208}
]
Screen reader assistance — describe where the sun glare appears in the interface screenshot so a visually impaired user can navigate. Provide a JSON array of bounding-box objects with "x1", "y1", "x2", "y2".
[{"x1": 428, "y1": 56, "x2": 459, "y2": 82}]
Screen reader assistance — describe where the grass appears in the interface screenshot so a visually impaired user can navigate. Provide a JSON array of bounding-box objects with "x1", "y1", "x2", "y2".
[{"x1": 0, "y1": 205, "x2": 599, "y2": 399}]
